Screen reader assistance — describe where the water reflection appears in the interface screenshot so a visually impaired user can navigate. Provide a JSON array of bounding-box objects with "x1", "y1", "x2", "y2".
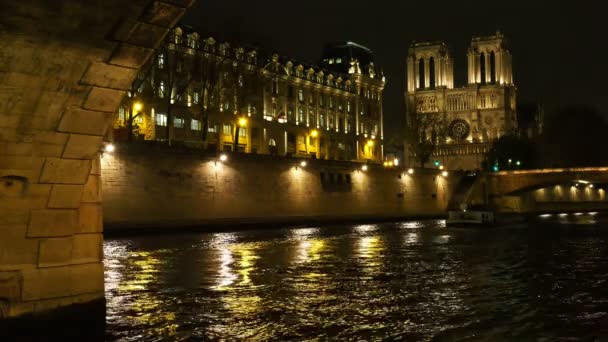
[{"x1": 104, "y1": 218, "x2": 608, "y2": 341}]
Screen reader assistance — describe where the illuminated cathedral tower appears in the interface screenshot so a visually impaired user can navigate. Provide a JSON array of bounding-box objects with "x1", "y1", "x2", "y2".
[{"x1": 405, "y1": 31, "x2": 517, "y2": 170}]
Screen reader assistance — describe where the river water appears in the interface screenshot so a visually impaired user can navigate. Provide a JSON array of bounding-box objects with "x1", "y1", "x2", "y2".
[{"x1": 104, "y1": 214, "x2": 608, "y2": 341}]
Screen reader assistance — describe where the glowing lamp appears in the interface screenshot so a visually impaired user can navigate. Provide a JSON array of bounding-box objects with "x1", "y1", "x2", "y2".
[
  {"x1": 361, "y1": 165, "x2": 368, "y2": 171},
  {"x1": 238, "y1": 117, "x2": 247, "y2": 127},
  {"x1": 104, "y1": 143, "x2": 115, "y2": 153},
  {"x1": 300, "y1": 161, "x2": 307, "y2": 167},
  {"x1": 407, "y1": 168, "x2": 414, "y2": 175},
  {"x1": 133, "y1": 102, "x2": 143, "y2": 112},
  {"x1": 219, "y1": 154, "x2": 228, "y2": 162},
  {"x1": 311, "y1": 129, "x2": 318, "y2": 138},
  {"x1": 367, "y1": 140, "x2": 374, "y2": 147},
  {"x1": 441, "y1": 171, "x2": 448, "y2": 177}
]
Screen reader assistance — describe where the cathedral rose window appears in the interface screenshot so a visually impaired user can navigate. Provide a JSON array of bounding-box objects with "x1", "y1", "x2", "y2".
[{"x1": 448, "y1": 119, "x2": 471, "y2": 141}]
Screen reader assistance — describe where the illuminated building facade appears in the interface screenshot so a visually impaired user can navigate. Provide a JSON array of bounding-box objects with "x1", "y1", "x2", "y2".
[
  {"x1": 113, "y1": 26, "x2": 385, "y2": 162},
  {"x1": 405, "y1": 31, "x2": 517, "y2": 170}
]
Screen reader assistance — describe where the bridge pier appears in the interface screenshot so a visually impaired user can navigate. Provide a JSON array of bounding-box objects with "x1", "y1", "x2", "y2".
[{"x1": 0, "y1": 0, "x2": 191, "y2": 318}]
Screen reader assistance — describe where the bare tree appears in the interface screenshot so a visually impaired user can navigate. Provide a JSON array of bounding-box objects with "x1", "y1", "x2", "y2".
[{"x1": 404, "y1": 111, "x2": 447, "y2": 168}]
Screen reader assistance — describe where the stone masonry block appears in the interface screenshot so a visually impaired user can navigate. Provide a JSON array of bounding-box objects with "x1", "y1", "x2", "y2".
[
  {"x1": 48, "y1": 184, "x2": 84, "y2": 209},
  {"x1": 82, "y1": 175, "x2": 102, "y2": 203},
  {"x1": 39, "y1": 158, "x2": 91, "y2": 184},
  {"x1": 91, "y1": 154, "x2": 101, "y2": 175},
  {"x1": 57, "y1": 107, "x2": 113, "y2": 136},
  {"x1": 112, "y1": 20, "x2": 169, "y2": 48},
  {"x1": 82, "y1": 87, "x2": 125, "y2": 113},
  {"x1": 140, "y1": 1, "x2": 186, "y2": 27},
  {"x1": 0, "y1": 209, "x2": 29, "y2": 226},
  {"x1": 78, "y1": 204, "x2": 103, "y2": 233},
  {"x1": 108, "y1": 43, "x2": 154, "y2": 69},
  {"x1": 80, "y1": 62, "x2": 138, "y2": 90},
  {"x1": 0, "y1": 271, "x2": 21, "y2": 301},
  {"x1": 22, "y1": 266, "x2": 70, "y2": 301},
  {"x1": 72, "y1": 234, "x2": 102, "y2": 264},
  {"x1": 28, "y1": 209, "x2": 78, "y2": 237},
  {"x1": 62, "y1": 134, "x2": 103, "y2": 159},
  {"x1": 0, "y1": 183, "x2": 51, "y2": 211},
  {"x1": 0, "y1": 224, "x2": 38, "y2": 266},
  {"x1": 0, "y1": 142, "x2": 33, "y2": 157},
  {"x1": 38, "y1": 237, "x2": 73, "y2": 268},
  {"x1": 69, "y1": 263, "x2": 104, "y2": 296}
]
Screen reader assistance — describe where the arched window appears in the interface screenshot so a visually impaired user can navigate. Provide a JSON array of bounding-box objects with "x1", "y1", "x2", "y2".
[
  {"x1": 490, "y1": 51, "x2": 496, "y2": 84},
  {"x1": 268, "y1": 138, "x2": 277, "y2": 146},
  {"x1": 418, "y1": 58, "x2": 425, "y2": 89},
  {"x1": 429, "y1": 57, "x2": 435, "y2": 88},
  {"x1": 480, "y1": 53, "x2": 486, "y2": 84}
]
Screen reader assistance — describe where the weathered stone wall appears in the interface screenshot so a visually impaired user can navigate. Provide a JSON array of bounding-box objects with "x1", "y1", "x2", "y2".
[
  {"x1": 102, "y1": 145, "x2": 458, "y2": 230},
  {"x1": 0, "y1": 0, "x2": 191, "y2": 318}
]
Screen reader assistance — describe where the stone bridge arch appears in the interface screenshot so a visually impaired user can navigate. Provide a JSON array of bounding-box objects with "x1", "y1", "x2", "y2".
[
  {"x1": 487, "y1": 168, "x2": 608, "y2": 196},
  {"x1": 0, "y1": 0, "x2": 192, "y2": 318}
]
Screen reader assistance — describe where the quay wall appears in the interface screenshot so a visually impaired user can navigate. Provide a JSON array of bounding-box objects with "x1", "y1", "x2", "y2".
[{"x1": 101, "y1": 145, "x2": 459, "y2": 231}]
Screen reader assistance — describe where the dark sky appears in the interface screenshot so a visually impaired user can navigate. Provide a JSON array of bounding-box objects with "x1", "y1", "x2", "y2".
[{"x1": 182, "y1": 1, "x2": 607, "y2": 142}]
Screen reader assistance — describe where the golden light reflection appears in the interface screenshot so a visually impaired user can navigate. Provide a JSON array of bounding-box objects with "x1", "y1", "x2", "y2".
[
  {"x1": 214, "y1": 243, "x2": 260, "y2": 290},
  {"x1": 354, "y1": 224, "x2": 378, "y2": 234},
  {"x1": 404, "y1": 232, "x2": 419, "y2": 244}
]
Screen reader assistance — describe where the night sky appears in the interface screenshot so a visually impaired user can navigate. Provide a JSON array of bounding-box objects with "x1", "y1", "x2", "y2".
[{"x1": 182, "y1": 1, "x2": 607, "y2": 142}]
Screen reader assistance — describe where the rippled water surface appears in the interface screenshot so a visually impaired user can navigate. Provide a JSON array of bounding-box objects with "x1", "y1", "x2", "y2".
[{"x1": 104, "y1": 215, "x2": 608, "y2": 341}]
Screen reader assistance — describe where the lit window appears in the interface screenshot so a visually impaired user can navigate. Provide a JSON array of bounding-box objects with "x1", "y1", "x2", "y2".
[
  {"x1": 187, "y1": 35, "x2": 196, "y2": 48},
  {"x1": 238, "y1": 75, "x2": 244, "y2": 87},
  {"x1": 298, "y1": 108, "x2": 304, "y2": 124},
  {"x1": 157, "y1": 54, "x2": 164, "y2": 69},
  {"x1": 319, "y1": 94, "x2": 324, "y2": 106},
  {"x1": 208, "y1": 124, "x2": 218, "y2": 133},
  {"x1": 347, "y1": 101, "x2": 351, "y2": 112},
  {"x1": 288, "y1": 109, "x2": 294, "y2": 122},
  {"x1": 309, "y1": 110, "x2": 315, "y2": 126},
  {"x1": 191, "y1": 119, "x2": 201, "y2": 131},
  {"x1": 298, "y1": 89, "x2": 304, "y2": 102},
  {"x1": 118, "y1": 106, "x2": 126, "y2": 121},
  {"x1": 328, "y1": 59, "x2": 334, "y2": 64},
  {"x1": 158, "y1": 81, "x2": 165, "y2": 98},
  {"x1": 320, "y1": 113, "x2": 325, "y2": 128},
  {"x1": 156, "y1": 113, "x2": 167, "y2": 127},
  {"x1": 174, "y1": 117, "x2": 185, "y2": 128},
  {"x1": 336, "y1": 58, "x2": 342, "y2": 64},
  {"x1": 223, "y1": 124, "x2": 232, "y2": 135},
  {"x1": 329, "y1": 115, "x2": 334, "y2": 129},
  {"x1": 238, "y1": 127, "x2": 247, "y2": 137},
  {"x1": 193, "y1": 92, "x2": 199, "y2": 104}
]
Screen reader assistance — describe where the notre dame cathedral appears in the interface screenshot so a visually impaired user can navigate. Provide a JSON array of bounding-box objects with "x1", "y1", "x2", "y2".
[{"x1": 405, "y1": 31, "x2": 517, "y2": 170}]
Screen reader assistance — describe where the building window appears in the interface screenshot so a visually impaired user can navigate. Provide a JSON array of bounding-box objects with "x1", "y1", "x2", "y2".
[
  {"x1": 329, "y1": 97, "x2": 333, "y2": 109},
  {"x1": 319, "y1": 94, "x2": 324, "y2": 107},
  {"x1": 287, "y1": 85, "x2": 293, "y2": 99},
  {"x1": 309, "y1": 95, "x2": 314, "y2": 105},
  {"x1": 320, "y1": 112, "x2": 325, "y2": 128},
  {"x1": 187, "y1": 35, "x2": 196, "y2": 48},
  {"x1": 223, "y1": 124, "x2": 232, "y2": 135},
  {"x1": 272, "y1": 103, "x2": 278, "y2": 116},
  {"x1": 238, "y1": 127, "x2": 247, "y2": 137},
  {"x1": 193, "y1": 91, "x2": 200, "y2": 104},
  {"x1": 329, "y1": 115, "x2": 335, "y2": 129},
  {"x1": 309, "y1": 110, "x2": 315, "y2": 127},
  {"x1": 208, "y1": 123, "x2": 218, "y2": 133},
  {"x1": 191, "y1": 119, "x2": 201, "y2": 131},
  {"x1": 156, "y1": 113, "x2": 167, "y2": 127},
  {"x1": 298, "y1": 89, "x2": 304, "y2": 102},
  {"x1": 298, "y1": 107, "x2": 304, "y2": 124},
  {"x1": 158, "y1": 81, "x2": 165, "y2": 98},
  {"x1": 336, "y1": 58, "x2": 342, "y2": 64},
  {"x1": 347, "y1": 101, "x2": 351, "y2": 113},
  {"x1": 288, "y1": 109, "x2": 294, "y2": 123},
  {"x1": 118, "y1": 106, "x2": 126, "y2": 121},
  {"x1": 157, "y1": 53, "x2": 164, "y2": 69},
  {"x1": 238, "y1": 75, "x2": 244, "y2": 87},
  {"x1": 174, "y1": 117, "x2": 185, "y2": 128}
]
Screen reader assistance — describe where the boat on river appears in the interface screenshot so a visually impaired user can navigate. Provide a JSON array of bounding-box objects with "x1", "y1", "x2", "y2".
[{"x1": 446, "y1": 208, "x2": 495, "y2": 227}]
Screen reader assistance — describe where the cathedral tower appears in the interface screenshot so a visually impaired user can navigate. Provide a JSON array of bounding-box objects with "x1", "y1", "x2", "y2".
[
  {"x1": 467, "y1": 31, "x2": 513, "y2": 85},
  {"x1": 407, "y1": 41, "x2": 454, "y2": 92}
]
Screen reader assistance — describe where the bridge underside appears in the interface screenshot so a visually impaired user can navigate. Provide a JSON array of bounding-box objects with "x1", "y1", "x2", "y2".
[{"x1": 0, "y1": 0, "x2": 190, "y2": 318}]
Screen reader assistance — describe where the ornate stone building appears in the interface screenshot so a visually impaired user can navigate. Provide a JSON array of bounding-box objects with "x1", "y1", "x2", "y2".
[
  {"x1": 405, "y1": 31, "x2": 517, "y2": 170},
  {"x1": 112, "y1": 26, "x2": 385, "y2": 163}
]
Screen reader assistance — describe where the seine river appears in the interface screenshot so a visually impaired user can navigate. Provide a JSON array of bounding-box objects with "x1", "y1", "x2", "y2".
[{"x1": 104, "y1": 214, "x2": 608, "y2": 341}]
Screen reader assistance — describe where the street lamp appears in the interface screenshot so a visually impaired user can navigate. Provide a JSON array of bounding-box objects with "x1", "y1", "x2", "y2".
[
  {"x1": 361, "y1": 164, "x2": 368, "y2": 171},
  {"x1": 133, "y1": 101, "x2": 143, "y2": 113},
  {"x1": 311, "y1": 129, "x2": 318, "y2": 138}
]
